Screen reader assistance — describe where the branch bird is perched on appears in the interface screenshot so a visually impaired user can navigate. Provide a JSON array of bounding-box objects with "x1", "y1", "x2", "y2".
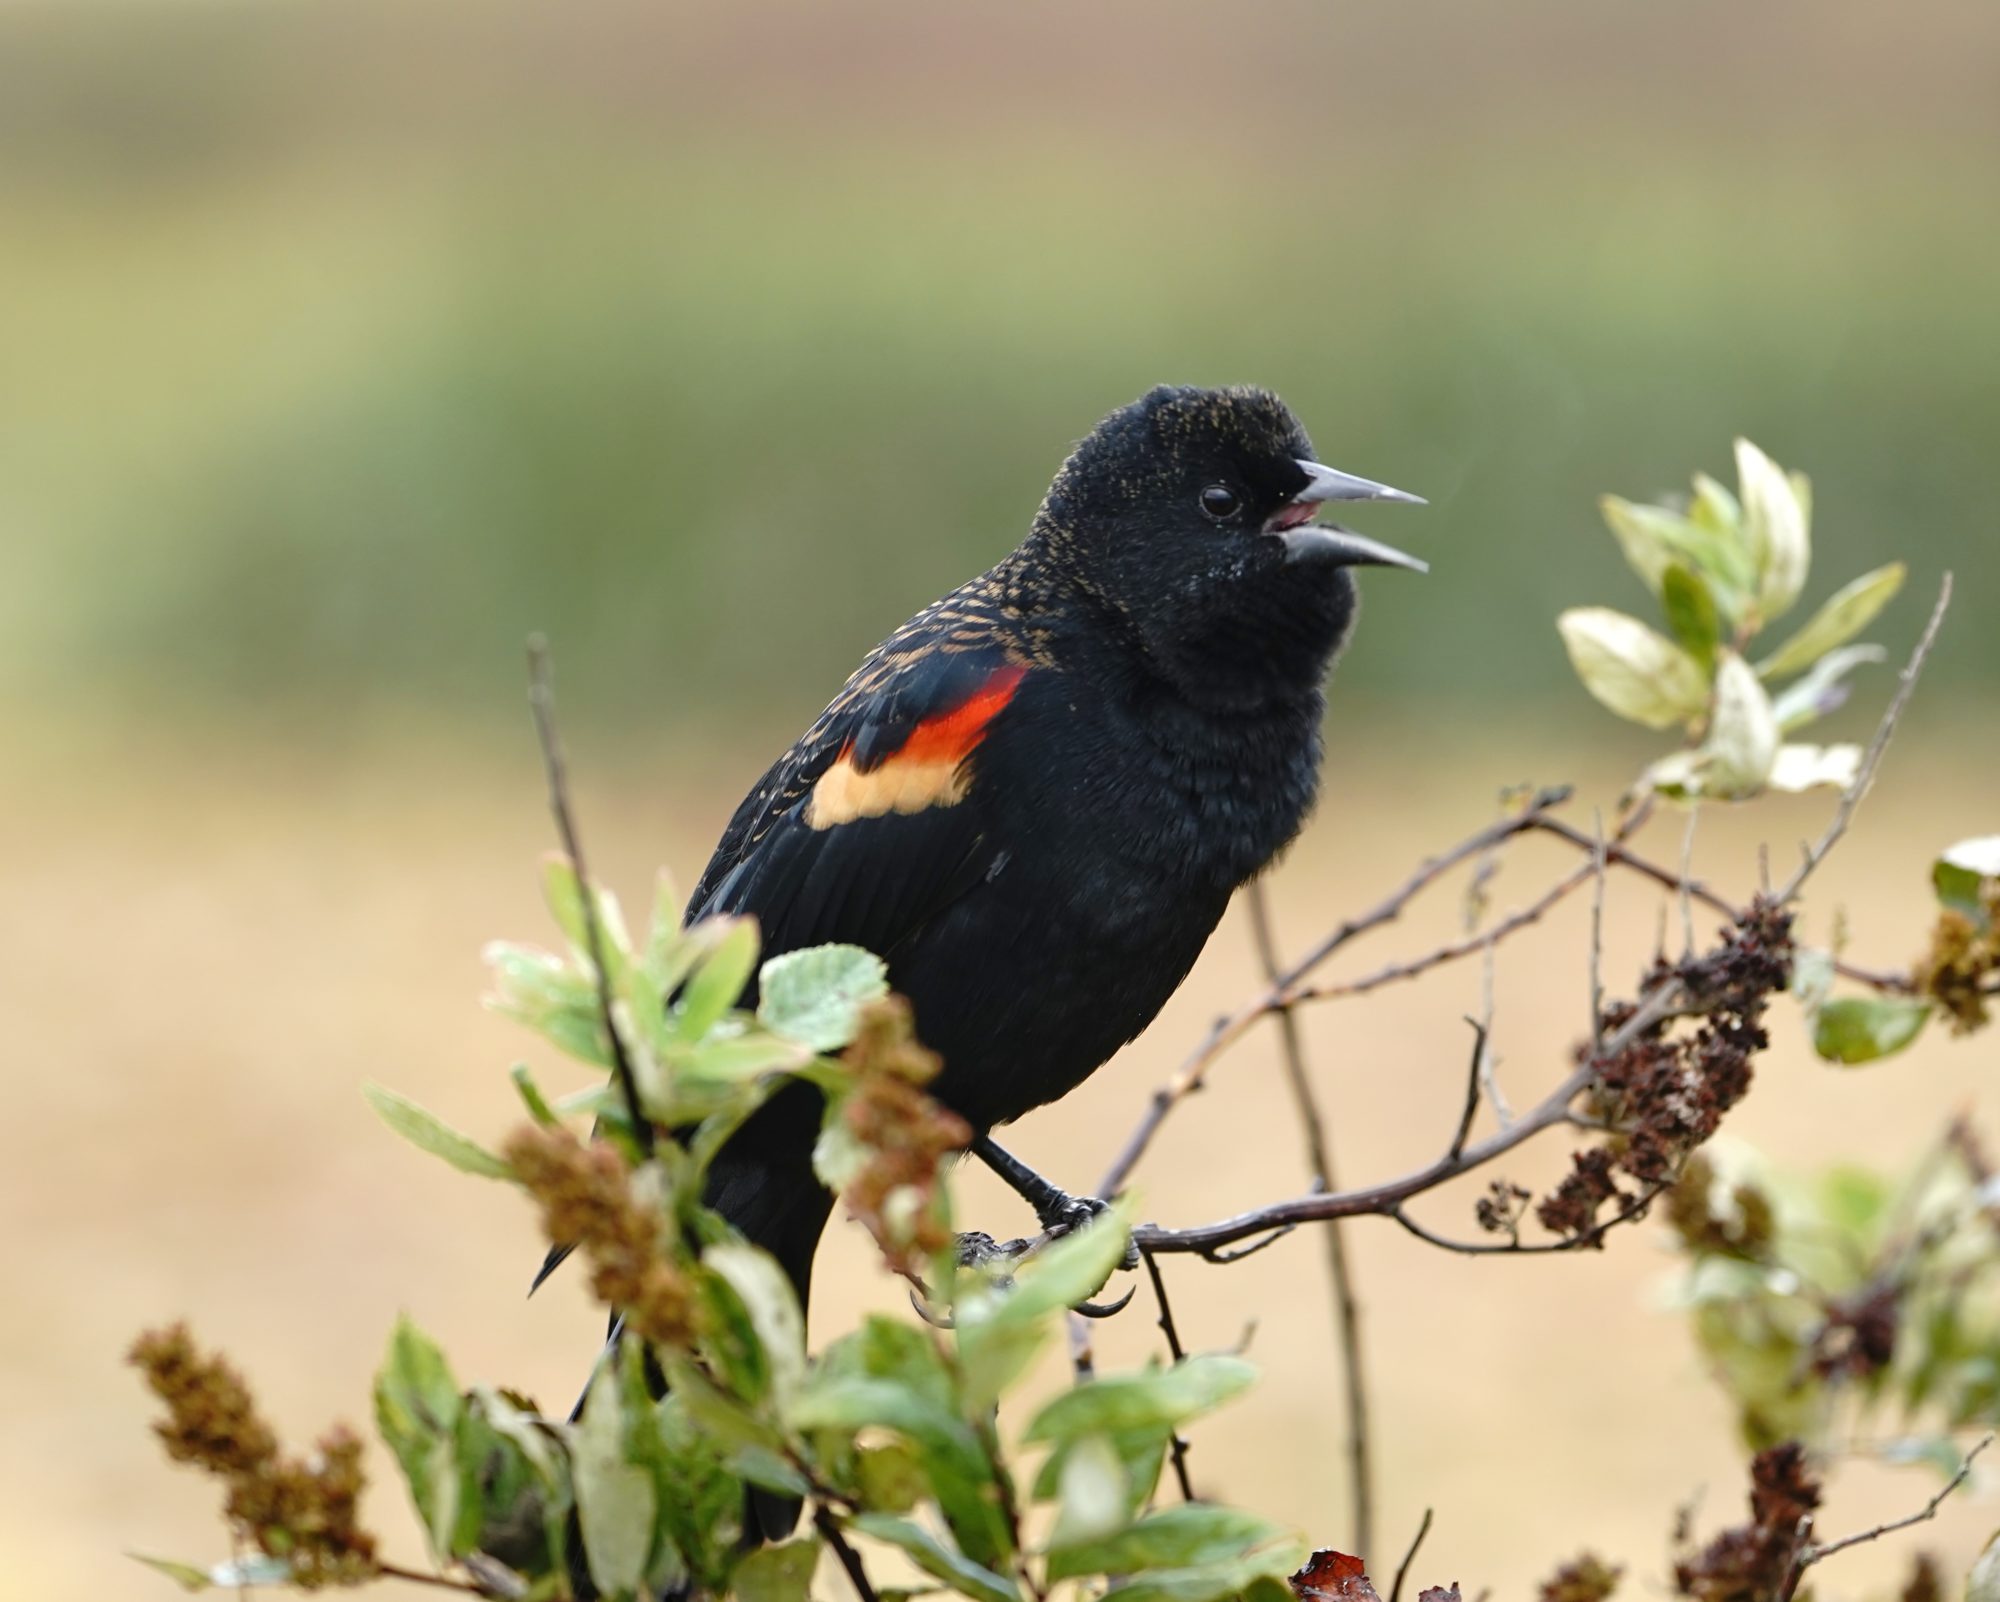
[{"x1": 555, "y1": 383, "x2": 1424, "y2": 1533}]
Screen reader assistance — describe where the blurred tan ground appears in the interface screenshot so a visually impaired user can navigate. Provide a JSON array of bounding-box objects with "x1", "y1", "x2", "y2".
[{"x1": 6, "y1": 708, "x2": 1996, "y2": 1598}]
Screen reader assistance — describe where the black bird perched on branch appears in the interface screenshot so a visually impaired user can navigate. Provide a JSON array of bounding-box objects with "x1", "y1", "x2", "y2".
[{"x1": 557, "y1": 384, "x2": 1424, "y2": 1530}]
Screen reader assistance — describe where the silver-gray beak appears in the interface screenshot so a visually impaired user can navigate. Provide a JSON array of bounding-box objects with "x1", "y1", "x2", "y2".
[
  {"x1": 1293, "y1": 457, "x2": 1426, "y2": 506},
  {"x1": 1279, "y1": 522, "x2": 1430, "y2": 573}
]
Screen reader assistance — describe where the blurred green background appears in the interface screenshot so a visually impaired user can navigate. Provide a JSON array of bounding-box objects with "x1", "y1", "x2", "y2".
[
  {"x1": 7, "y1": 3, "x2": 2000, "y2": 1598},
  {"x1": 4, "y1": 0, "x2": 1994, "y2": 745}
]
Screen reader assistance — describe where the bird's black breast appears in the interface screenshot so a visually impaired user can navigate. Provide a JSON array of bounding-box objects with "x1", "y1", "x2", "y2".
[{"x1": 894, "y1": 662, "x2": 1325, "y2": 1130}]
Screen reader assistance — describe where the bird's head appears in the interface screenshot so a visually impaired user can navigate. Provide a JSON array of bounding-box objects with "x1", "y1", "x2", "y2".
[{"x1": 1032, "y1": 385, "x2": 1427, "y2": 698}]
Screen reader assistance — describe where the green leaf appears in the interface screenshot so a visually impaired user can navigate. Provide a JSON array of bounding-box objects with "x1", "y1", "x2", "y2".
[
  {"x1": 1025, "y1": 1356, "x2": 1257, "y2": 1445},
  {"x1": 1049, "y1": 1505, "x2": 1293, "y2": 1584},
  {"x1": 1033, "y1": 1429, "x2": 1168, "y2": 1524},
  {"x1": 571, "y1": 1351, "x2": 658, "y2": 1599},
  {"x1": 1934, "y1": 837, "x2": 2000, "y2": 921},
  {"x1": 483, "y1": 942, "x2": 610, "y2": 1067},
  {"x1": 508, "y1": 1063, "x2": 559, "y2": 1127},
  {"x1": 851, "y1": 1515, "x2": 1020, "y2": 1602},
  {"x1": 1047, "y1": 1432, "x2": 1128, "y2": 1551},
  {"x1": 788, "y1": 1377, "x2": 1011, "y2": 1568},
  {"x1": 705, "y1": 1242, "x2": 807, "y2": 1406},
  {"x1": 734, "y1": 1539, "x2": 822, "y2": 1602},
  {"x1": 1767, "y1": 744, "x2": 1862, "y2": 794},
  {"x1": 362, "y1": 1083, "x2": 513, "y2": 1180},
  {"x1": 1755, "y1": 563, "x2": 1906, "y2": 681},
  {"x1": 1100, "y1": 1547, "x2": 1311, "y2": 1602},
  {"x1": 129, "y1": 1554, "x2": 294, "y2": 1591},
  {"x1": 1699, "y1": 650, "x2": 1780, "y2": 798},
  {"x1": 1735, "y1": 438, "x2": 1810, "y2": 622},
  {"x1": 675, "y1": 918, "x2": 761, "y2": 1042},
  {"x1": 1599, "y1": 497, "x2": 1752, "y2": 606},
  {"x1": 1812, "y1": 997, "x2": 1932, "y2": 1065},
  {"x1": 1660, "y1": 563, "x2": 1722, "y2": 665},
  {"x1": 1557, "y1": 608, "x2": 1709, "y2": 730},
  {"x1": 1690, "y1": 471, "x2": 1741, "y2": 537},
  {"x1": 758, "y1": 944, "x2": 891, "y2": 1051},
  {"x1": 957, "y1": 1198, "x2": 1136, "y2": 1411},
  {"x1": 466, "y1": 1386, "x2": 571, "y2": 1575},
  {"x1": 542, "y1": 853, "x2": 633, "y2": 977},
  {"x1": 373, "y1": 1317, "x2": 467, "y2": 1563},
  {"x1": 1771, "y1": 644, "x2": 1885, "y2": 732}
]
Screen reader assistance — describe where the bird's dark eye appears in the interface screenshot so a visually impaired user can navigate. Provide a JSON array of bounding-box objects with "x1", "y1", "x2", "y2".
[{"x1": 1199, "y1": 484, "x2": 1241, "y2": 522}]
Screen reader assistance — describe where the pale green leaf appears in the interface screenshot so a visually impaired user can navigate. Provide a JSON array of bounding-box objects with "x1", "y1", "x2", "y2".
[
  {"x1": 363, "y1": 1083, "x2": 512, "y2": 1180},
  {"x1": 674, "y1": 918, "x2": 761, "y2": 1041},
  {"x1": 1771, "y1": 644, "x2": 1885, "y2": 731},
  {"x1": 129, "y1": 1553, "x2": 294, "y2": 1591},
  {"x1": 1098, "y1": 1541, "x2": 1309, "y2": 1602},
  {"x1": 1049, "y1": 1505, "x2": 1291, "y2": 1583},
  {"x1": 1756, "y1": 563, "x2": 1906, "y2": 681},
  {"x1": 956, "y1": 1198, "x2": 1136, "y2": 1411},
  {"x1": 1557, "y1": 607, "x2": 1709, "y2": 730},
  {"x1": 1767, "y1": 744, "x2": 1862, "y2": 794},
  {"x1": 705, "y1": 1243, "x2": 807, "y2": 1405},
  {"x1": 758, "y1": 944, "x2": 890, "y2": 1051},
  {"x1": 1024, "y1": 1356, "x2": 1256, "y2": 1445},
  {"x1": 571, "y1": 1355, "x2": 657, "y2": 1599},
  {"x1": 1699, "y1": 650, "x2": 1780, "y2": 798},
  {"x1": 1736, "y1": 438, "x2": 1810, "y2": 621},
  {"x1": 1599, "y1": 497, "x2": 1752, "y2": 605},
  {"x1": 508, "y1": 1063, "x2": 559, "y2": 1126},
  {"x1": 373, "y1": 1317, "x2": 466, "y2": 1563},
  {"x1": 734, "y1": 1539, "x2": 821, "y2": 1602},
  {"x1": 1790, "y1": 948, "x2": 1836, "y2": 1014},
  {"x1": 1813, "y1": 997, "x2": 1932, "y2": 1064},
  {"x1": 1048, "y1": 1433, "x2": 1128, "y2": 1551},
  {"x1": 850, "y1": 1515, "x2": 1020, "y2": 1602},
  {"x1": 1935, "y1": 836, "x2": 2000, "y2": 920}
]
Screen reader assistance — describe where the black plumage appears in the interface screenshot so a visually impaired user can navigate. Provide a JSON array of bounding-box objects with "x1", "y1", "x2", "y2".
[
  {"x1": 564, "y1": 385, "x2": 1424, "y2": 1548},
  {"x1": 679, "y1": 384, "x2": 1424, "y2": 1285}
]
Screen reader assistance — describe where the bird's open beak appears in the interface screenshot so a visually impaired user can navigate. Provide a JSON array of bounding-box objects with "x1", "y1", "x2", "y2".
[{"x1": 1272, "y1": 457, "x2": 1429, "y2": 572}]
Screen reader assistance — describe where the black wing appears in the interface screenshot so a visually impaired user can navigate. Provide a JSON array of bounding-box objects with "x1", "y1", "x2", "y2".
[{"x1": 686, "y1": 611, "x2": 1033, "y2": 970}]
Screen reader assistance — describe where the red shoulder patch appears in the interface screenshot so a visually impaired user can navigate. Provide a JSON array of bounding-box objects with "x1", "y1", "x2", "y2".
[{"x1": 807, "y1": 665, "x2": 1026, "y2": 829}]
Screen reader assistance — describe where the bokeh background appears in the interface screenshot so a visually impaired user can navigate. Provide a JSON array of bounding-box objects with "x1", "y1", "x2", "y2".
[{"x1": 4, "y1": 0, "x2": 1996, "y2": 1596}]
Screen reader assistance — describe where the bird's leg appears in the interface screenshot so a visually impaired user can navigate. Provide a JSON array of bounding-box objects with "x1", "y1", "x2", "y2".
[{"x1": 970, "y1": 1134, "x2": 1139, "y2": 1269}]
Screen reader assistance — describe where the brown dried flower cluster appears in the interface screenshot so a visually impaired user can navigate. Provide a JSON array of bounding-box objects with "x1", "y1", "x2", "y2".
[
  {"x1": 1538, "y1": 1552, "x2": 1623, "y2": 1602},
  {"x1": 1914, "y1": 882, "x2": 2000, "y2": 1034},
  {"x1": 838, "y1": 996, "x2": 971, "y2": 1277},
  {"x1": 1673, "y1": 1441, "x2": 1821, "y2": 1602},
  {"x1": 1541, "y1": 903, "x2": 1793, "y2": 1241},
  {"x1": 128, "y1": 1324, "x2": 377, "y2": 1588},
  {"x1": 503, "y1": 1124, "x2": 699, "y2": 1347}
]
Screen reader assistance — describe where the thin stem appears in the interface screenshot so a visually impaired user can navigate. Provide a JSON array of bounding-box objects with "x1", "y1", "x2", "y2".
[
  {"x1": 1778, "y1": 573, "x2": 1953, "y2": 905},
  {"x1": 1802, "y1": 1432, "x2": 1992, "y2": 1567},
  {"x1": 1141, "y1": 1251, "x2": 1198, "y2": 1503},
  {"x1": 1386, "y1": 1508, "x2": 1434, "y2": 1602},
  {"x1": 375, "y1": 1562, "x2": 487, "y2": 1595},
  {"x1": 526, "y1": 639, "x2": 653, "y2": 1158},
  {"x1": 1247, "y1": 880, "x2": 1374, "y2": 1562}
]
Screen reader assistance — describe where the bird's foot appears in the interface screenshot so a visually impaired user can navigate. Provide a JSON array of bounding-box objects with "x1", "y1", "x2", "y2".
[{"x1": 969, "y1": 1135, "x2": 1140, "y2": 1271}]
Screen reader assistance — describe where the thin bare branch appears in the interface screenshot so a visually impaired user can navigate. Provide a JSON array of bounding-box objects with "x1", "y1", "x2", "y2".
[
  {"x1": 1387, "y1": 1507, "x2": 1435, "y2": 1602},
  {"x1": 525, "y1": 639, "x2": 653, "y2": 1158},
  {"x1": 1248, "y1": 880, "x2": 1373, "y2": 1561},
  {"x1": 1133, "y1": 977, "x2": 1688, "y2": 1258},
  {"x1": 1098, "y1": 786, "x2": 1575, "y2": 1194},
  {"x1": 1802, "y1": 1432, "x2": 1991, "y2": 1566},
  {"x1": 1779, "y1": 573, "x2": 1953, "y2": 905}
]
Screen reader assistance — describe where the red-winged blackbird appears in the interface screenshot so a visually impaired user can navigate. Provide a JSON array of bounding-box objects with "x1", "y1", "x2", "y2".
[{"x1": 559, "y1": 384, "x2": 1422, "y2": 1547}]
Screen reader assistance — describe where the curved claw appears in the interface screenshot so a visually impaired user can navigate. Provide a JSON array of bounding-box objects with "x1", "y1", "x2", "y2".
[
  {"x1": 1071, "y1": 1285, "x2": 1137, "y2": 1319},
  {"x1": 908, "y1": 1286, "x2": 956, "y2": 1329}
]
